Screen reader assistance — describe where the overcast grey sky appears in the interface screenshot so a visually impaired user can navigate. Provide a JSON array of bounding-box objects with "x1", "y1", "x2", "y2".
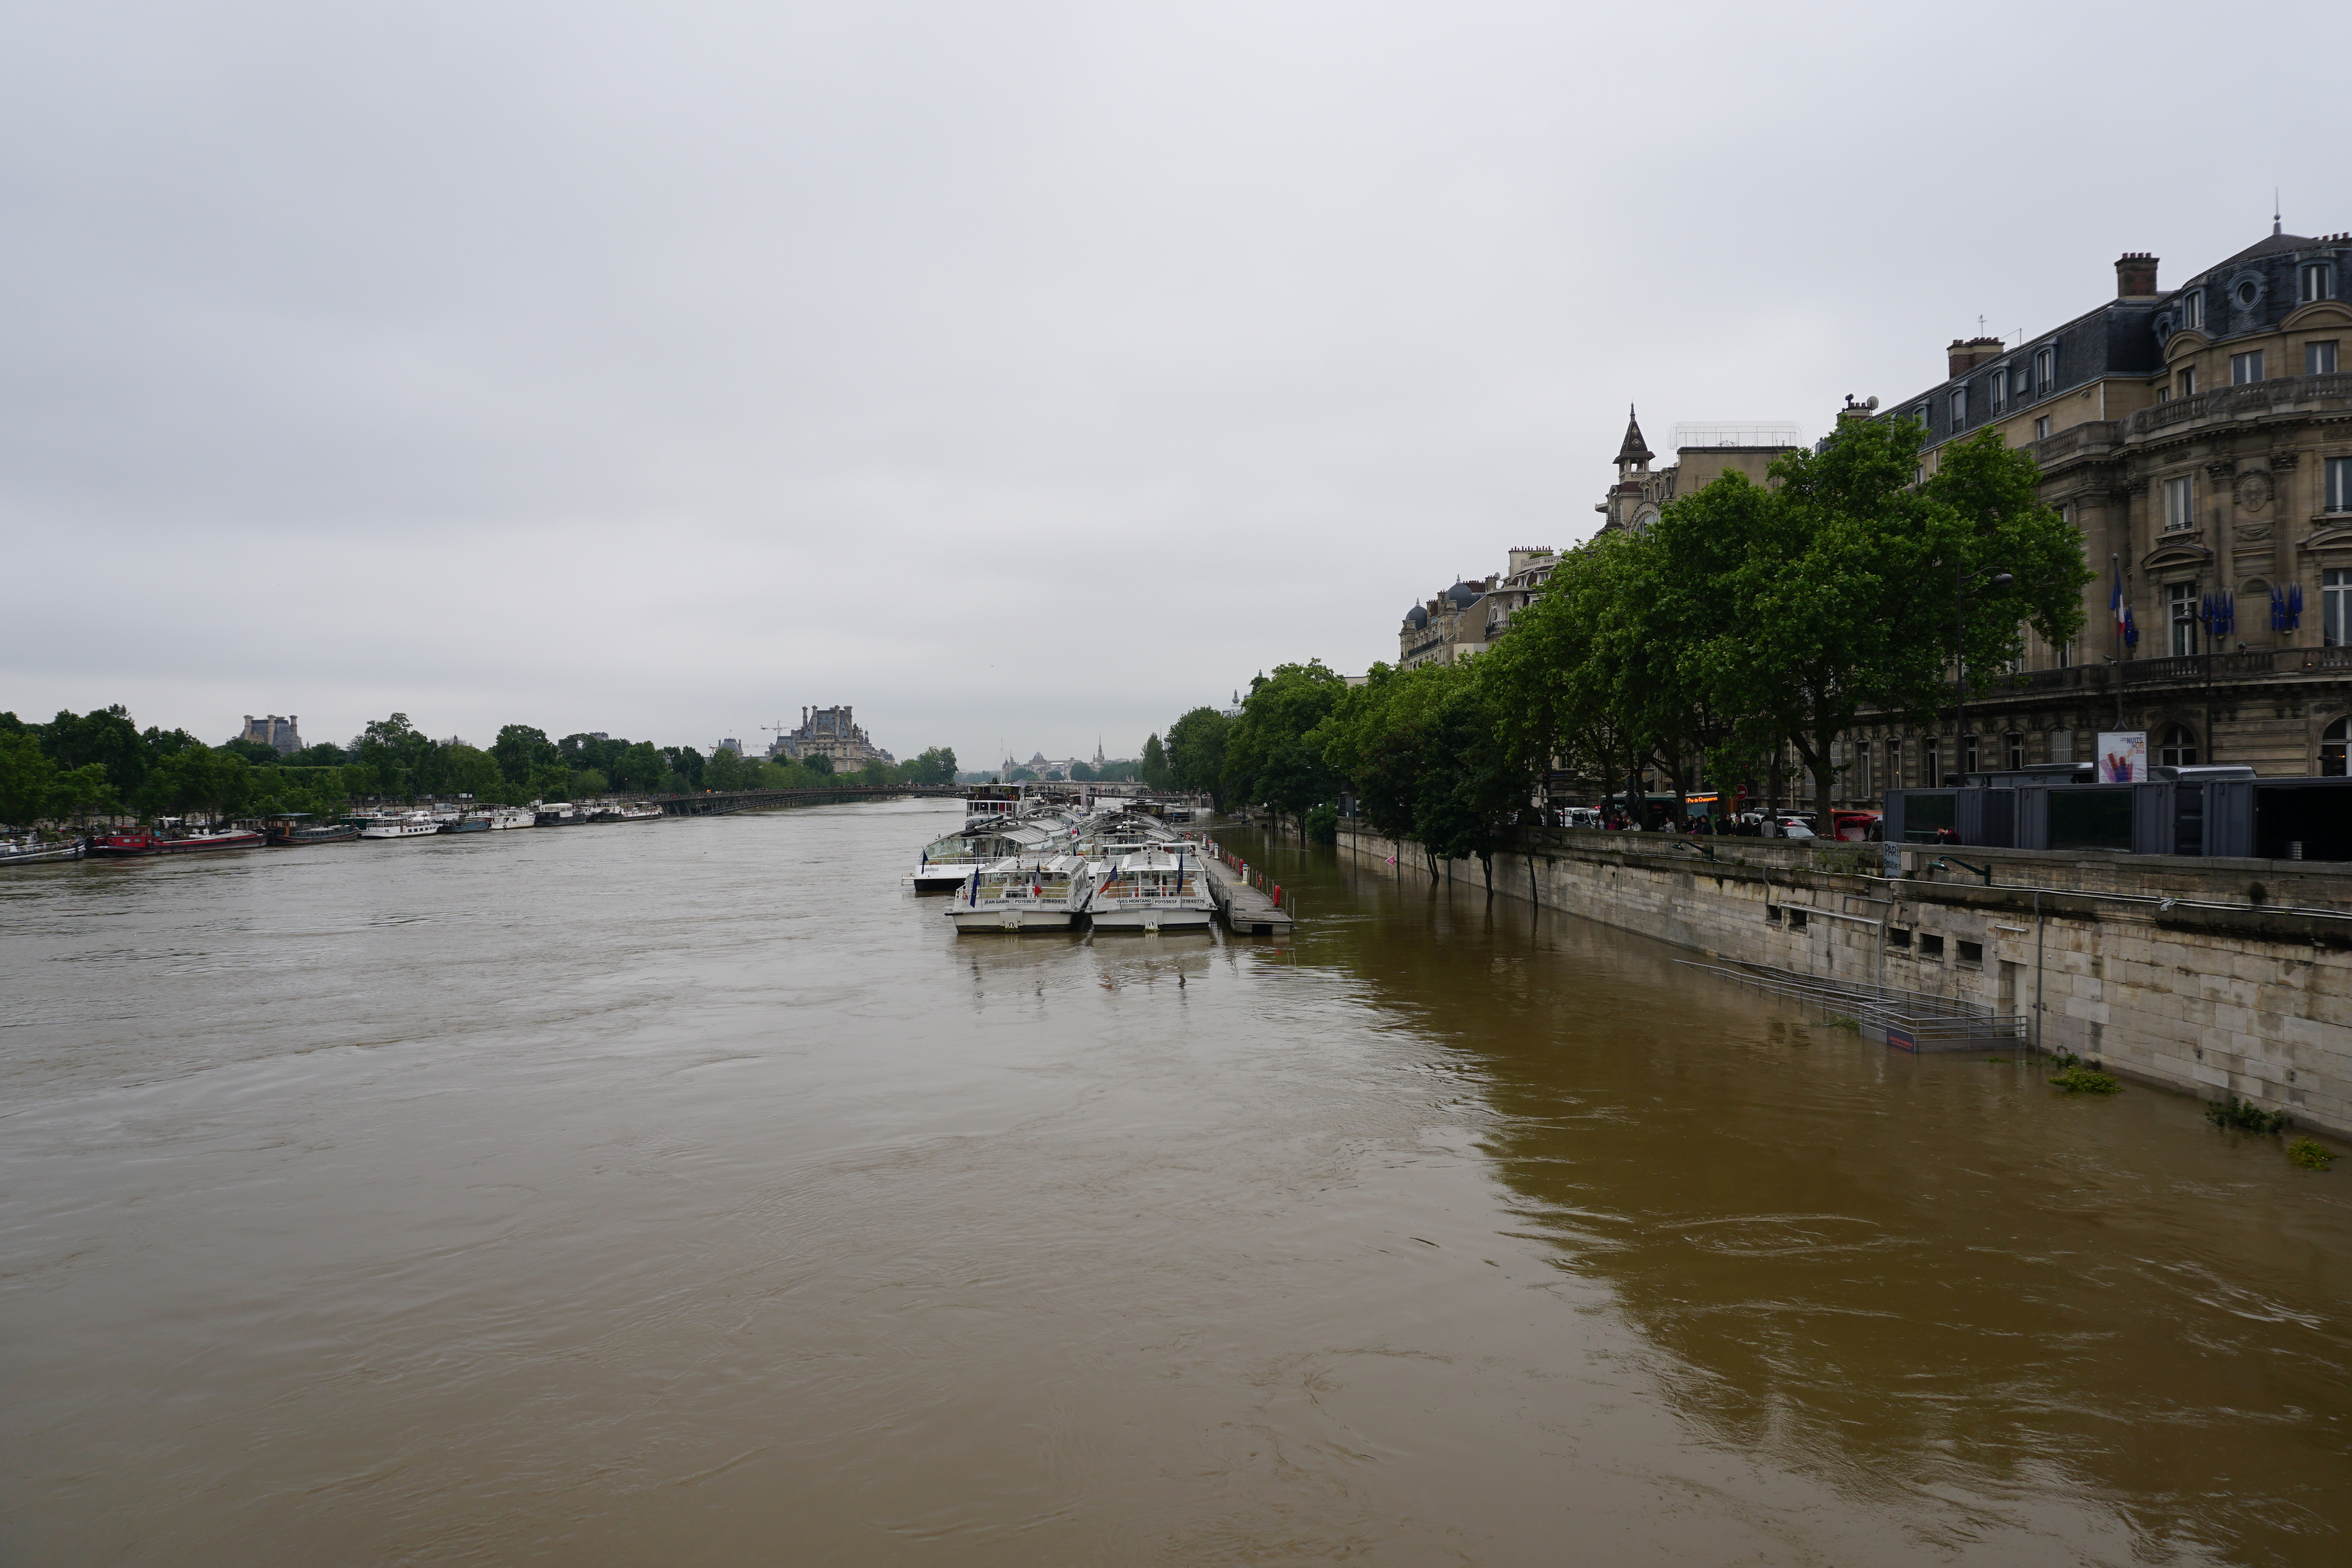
[{"x1": 4, "y1": 1, "x2": 2343, "y2": 766}]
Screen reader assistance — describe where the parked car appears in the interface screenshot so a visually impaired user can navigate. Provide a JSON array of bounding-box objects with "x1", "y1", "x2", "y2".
[
  {"x1": 1829, "y1": 810, "x2": 1882, "y2": 842},
  {"x1": 1777, "y1": 818, "x2": 1818, "y2": 838}
]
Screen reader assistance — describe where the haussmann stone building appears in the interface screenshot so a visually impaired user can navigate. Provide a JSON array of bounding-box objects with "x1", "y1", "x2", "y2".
[{"x1": 1830, "y1": 222, "x2": 2352, "y2": 801}]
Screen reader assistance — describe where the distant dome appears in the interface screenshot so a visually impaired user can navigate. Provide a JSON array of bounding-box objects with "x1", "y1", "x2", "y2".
[
  {"x1": 1404, "y1": 605, "x2": 1429, "y2": 629},
  {"x1": 1445, "y1": 581, "x2": 1483, "y2": 610}
]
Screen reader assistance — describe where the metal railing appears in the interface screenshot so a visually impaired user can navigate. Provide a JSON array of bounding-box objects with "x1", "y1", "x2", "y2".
[
  {"x1": 1676, "y1": 957, "x2": 2027, "y2": 1050},
  {"x1": 1985, "y1": 646, "x2": 2352, "y2": 697}
]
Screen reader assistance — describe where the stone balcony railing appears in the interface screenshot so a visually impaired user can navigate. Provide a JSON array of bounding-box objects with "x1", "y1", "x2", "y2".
[{"x1": 2120, "y1": 372, "x2": 2352, "y2": 441}]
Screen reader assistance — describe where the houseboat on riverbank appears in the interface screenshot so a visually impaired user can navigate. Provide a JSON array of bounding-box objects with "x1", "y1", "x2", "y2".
[
  {"x1": 357, "y1": 813, "x2": 438, "y2": 840},
  {"x1": 266, "y1": 814, "x2": 359, "y2": 845},
  {"x1": 1, "y1": 835, "x2": 85, "y2": 865}
]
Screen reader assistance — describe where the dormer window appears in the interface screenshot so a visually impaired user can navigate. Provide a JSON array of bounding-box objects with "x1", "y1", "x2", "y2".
[
  {"x1": 1950, "y1": 387, "x2": 1968, "y2": 426},
  {"x1": 2304, "y1": 263, "x2": 2337, "y2": 303},
  {"x1": 2180, "y1": 290, "x2": 2203, "y2": 331},
  {"x1": 2034, "y1": 347, "x2": 2055, "y2": 390},
  {"x1": 1990, "y1": 369, "x2": 2006, "y2": 412}
]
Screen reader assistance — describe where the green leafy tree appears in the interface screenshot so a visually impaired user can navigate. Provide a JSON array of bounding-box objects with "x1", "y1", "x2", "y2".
[
  {"x1": 289, "y1": 741, "x2": 349, "y2": 768},
  {"x1": 1220, "y1": 661, "x2": 1347, "y2": 829},
  {"x1": 903, "y1": 746, "x2": 958, "y2": 785},
  {"x1": 439, "y1": 743, "x2": 507, "y2": 800},
  {"x1": 52, "y1": 764, "x2": 119, "y2": 823},
  {"x1": 139, "y1": 743, "x2": 252, "y2": 821},
  {"x1": 1068, "y1": 761, "x2": 1095, "y2": 781},
  {"x1": 0, "y1": 730, "x2": 60, "y2": 824},
  {"x1": 356, "y1": 714, "x2": 432, "y2": 796},
  {"x1": 610, "y1": 741, "x2": 669, "y2": 793},
  {"x1": 703, "y1": 750, "x2": 759, "y2": 791},
  {"x1": 1322, "y1": 660, "x2": 1531, "y2": 882},
  {"x1": 493, "y1": 725, "x2": 559, "y2": 788},
  {"x1": 42, "y1": 706, "x2": 151, "y2": 798},
  {"x1": 1164, "y1": 707, "x2": 1232, "y2": 804},
  {"x1": 220, "y1": 737, "x2": 283, "y2": 765},
  {"x1": 1138, "y1": 735, "x2": 1171, "y2": 790},
  {"x1": 1696, "y1": 421, "x2": 2088, "y2": 824},
  {"x1": 803, "y1": 753, "x2": 836, "y2": 777},
  {"x1": 663, "y1": 745, "x2": 707, "y2": 788},
  {"x1": 568, "y1": 768, "x2": 610, "y2": 798},
  {"x1": 1005, "y1": 766, "x2": 1037, "y2": 783}
]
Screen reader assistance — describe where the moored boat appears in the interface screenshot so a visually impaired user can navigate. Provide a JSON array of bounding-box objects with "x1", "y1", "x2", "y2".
[
  {"x1": 946, "y1": 854, "x2": 1097, "y2": 933},
  {"x1": 357, "y1": 812, "x2": 439, "y2": 840},
  {"x1": 587, "y1": 802, "x2": 662, "y2": 824},
  {"x1": 1, "y1": 835, "x2": 85, "y2": 865},
  {"x1": 153, "y1": 827, "x2": 266, "y2": 853},
  {"x1": 907, "y1": 818, "x2": 1061, "y2": 890},
  {"x1": 266, "y1": 813, "x2": 359, "y2": 846},
  {"x1": 534, "y1": 803, "x2": 589, "y2": 827},
  {"x1": 436, "y1": 814, "x2": 490, "y2": 834},
  {"x1": 88, "y1": 829, "x2": 158, "y2": 857},
  {"x1": 482, "y1": 805, "x2": 536, "y2": 830},
  {"x1": 1083, "y1": 845, "x2": 1215, "y2": 931}
]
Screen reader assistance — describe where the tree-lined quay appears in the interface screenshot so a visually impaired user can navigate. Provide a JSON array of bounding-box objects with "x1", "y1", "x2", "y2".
[
  {"x1": 0, "y1": 706, "x2": 960, "y2": 831},
  {"x1": 1144, "y1": 418, "x2": 2087, "y2": 871}
]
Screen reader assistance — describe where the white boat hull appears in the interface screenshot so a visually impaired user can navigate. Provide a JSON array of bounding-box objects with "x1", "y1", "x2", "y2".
[
  {"x1": 948, "y1": 907, "x2": 1078, "y2": 932},
  {"x1": 1088, "y1": 905, "x2": 1215, "y2": 931}
]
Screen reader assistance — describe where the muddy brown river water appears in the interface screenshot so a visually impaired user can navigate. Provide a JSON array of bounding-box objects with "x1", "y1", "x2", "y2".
[{"x1": 4, "y1": 800, "x2": 2348, "y2": 1565}]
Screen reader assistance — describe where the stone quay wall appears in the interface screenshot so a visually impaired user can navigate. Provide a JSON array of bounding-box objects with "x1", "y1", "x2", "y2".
[{"x1": 1334, "y1": 824, "x2": 2352, "y2": 1140}]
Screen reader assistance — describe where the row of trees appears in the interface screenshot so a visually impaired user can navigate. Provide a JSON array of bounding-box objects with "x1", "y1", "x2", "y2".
[
  {"x1": 0, "y1": 706, "x2": 959, "y2": 827},
  {"x1": 1161, "y1": 420, "x2": 2091, "y2": 877}
]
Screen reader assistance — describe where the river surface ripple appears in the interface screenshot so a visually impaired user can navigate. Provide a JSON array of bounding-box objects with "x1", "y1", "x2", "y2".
[{"x1": 3, "y1": 801, "x2": 2347, "y2": 1566}]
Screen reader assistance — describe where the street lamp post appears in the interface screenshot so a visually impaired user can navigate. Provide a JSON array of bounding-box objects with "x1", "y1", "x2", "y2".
[{"x1": 1953, "y1": 564, "x2": 2013, "y2": 783}]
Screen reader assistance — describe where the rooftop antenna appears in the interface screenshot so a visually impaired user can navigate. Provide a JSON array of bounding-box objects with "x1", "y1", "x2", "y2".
[{"x1": 2274, "y1": 187, "x2": 2282, "y2": 236}]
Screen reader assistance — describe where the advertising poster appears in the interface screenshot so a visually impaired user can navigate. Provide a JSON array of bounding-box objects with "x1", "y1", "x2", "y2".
[{"x1": 2096, "y1": 731, "x2": 2147, "y2": 783}]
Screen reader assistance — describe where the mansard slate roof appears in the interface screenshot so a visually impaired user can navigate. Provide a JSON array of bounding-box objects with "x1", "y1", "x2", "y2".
[
  {"x1": 1445, "y1": 581, "x2": 1484, "y2": 609},
  {"x1": 1885, "y1": 227, "x2": 2350, "y2": 452},
  {"x1": 1404, "y1": 604, "x2": 1429, "y2": 629}
]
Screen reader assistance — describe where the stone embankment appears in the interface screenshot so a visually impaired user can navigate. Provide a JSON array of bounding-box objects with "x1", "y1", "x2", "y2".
[{"x1": 1337, "y1": 823, "x2": 2352, "y2": 1139}]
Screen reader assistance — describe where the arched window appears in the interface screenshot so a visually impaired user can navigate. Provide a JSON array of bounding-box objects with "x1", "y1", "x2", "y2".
[
  {"x1": 2324, "y1": 717, "x2": 2350, "y2": 778},
  {"x1": 2159, "y1": 724, "x2": 2199, "y2": 767}
]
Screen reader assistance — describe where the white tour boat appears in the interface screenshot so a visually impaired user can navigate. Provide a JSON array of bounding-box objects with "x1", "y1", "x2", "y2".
[
  {"x1": 946, "y1": 854, "x2": 1097, "y2": 933},
  {"x1": 1084, "y1": 845, "x2": 1215, "y2": 932}
]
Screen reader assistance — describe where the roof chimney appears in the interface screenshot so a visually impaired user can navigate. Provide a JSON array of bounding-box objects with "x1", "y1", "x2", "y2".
[
  {"x1": 2114, "y1": 252, "x2": 2159, "y2": 299},
  {"x1": 1947, "y1": 336, "x2": 2004, "y2": 379}
]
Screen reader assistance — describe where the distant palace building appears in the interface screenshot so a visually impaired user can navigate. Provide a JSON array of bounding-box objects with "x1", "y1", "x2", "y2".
[
  {"x1": 769, "y1": 706, "x2": 894, "y2": 768},
  {"x1": 238, "y1": 714, "x2": 302, "y2": 755}
]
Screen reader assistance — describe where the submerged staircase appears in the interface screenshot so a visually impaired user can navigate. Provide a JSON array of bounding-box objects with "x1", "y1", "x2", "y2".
[{"x1": 1675, "y1": 958, "x2": 2027, "y2": 1052}]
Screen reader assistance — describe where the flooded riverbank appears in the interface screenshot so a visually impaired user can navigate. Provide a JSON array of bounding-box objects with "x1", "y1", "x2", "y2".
[{"x1": 4, "y1": 803, "x2": 2346, "y2": 1564}]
